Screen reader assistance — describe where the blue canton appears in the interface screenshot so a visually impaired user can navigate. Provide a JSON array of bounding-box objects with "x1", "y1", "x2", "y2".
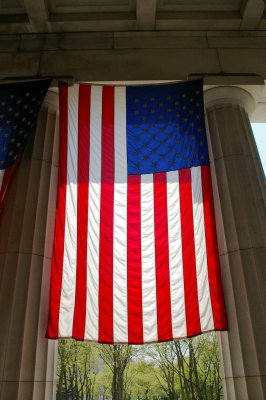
[
  {"x1": 126, "y1": 80, "x2": 209, "y2": 175},
  {"x1": 0, "y1": 79, "x2": 51, "y2": 170}
]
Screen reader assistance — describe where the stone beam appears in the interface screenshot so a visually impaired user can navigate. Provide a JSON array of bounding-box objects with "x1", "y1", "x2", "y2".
[
  {"x1": 240, "y1": 0, "x2": 265, "y2": 29},
  {"x1": 1, "y1": 32, "x2": 266, "y2": 98},
  {"x1": 136, "y1": 0, "x2": 156, "y2": 30},
  {"x1": 24, "y1": 0, "x2": 50, "y2": 32}
]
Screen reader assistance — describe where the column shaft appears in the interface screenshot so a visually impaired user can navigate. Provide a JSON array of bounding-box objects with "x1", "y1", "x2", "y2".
[
  {"x1": 205, "y1": 88, "x2": 266, "y2": 400},
  {"x1": 0, "y1": 91, "x2": 59, "y2": 400}
]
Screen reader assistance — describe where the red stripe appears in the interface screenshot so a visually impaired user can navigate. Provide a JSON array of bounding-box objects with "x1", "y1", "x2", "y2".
[
  {"x1": 98, "y1": 86, "x2": 115, "y2": 343},
  {"x1": 0, "y1": 156, "x2": 21, "y2": 215},
  {"x1": 46, "y1": 83, "x2": 68, "y2": 338},
  {"x1": 153, "y1": 172, "x2": 173, "y2": 341},
  {"x1": 179, "y1": 168, "x2": 201, "y2": 337},
  {"x1": 201, "y1": 166, "x2": 228, "y2": 329},
  {"x1": 72, "y1": 85, "x2": 91, "y2": 340},
  {"x1": 127, "y1": 174, "x2": 143, "y2": 344}
]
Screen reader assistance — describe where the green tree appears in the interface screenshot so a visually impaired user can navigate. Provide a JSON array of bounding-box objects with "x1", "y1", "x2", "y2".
[
  {"x1": 146, "y1": 342, "x2": 179, "y2": 400},
  {"x1": 147, "y1": 334, "x2": 223, "y2": 400},
  {"x1": 99, "y1": 344, "x2": 134, "y2": 400},
  {"x1": 96, "y1": 364, "x2": 112, "y2": 400},
  {"x1": 56, "y1": 333, "x2": 222, "y2": 400},
  {"x1": 57, "y1": 340, "x2": 100, "y2": 400},
  {"x1": 127, "y1": 361, "x2": 163, "y2": 400}
]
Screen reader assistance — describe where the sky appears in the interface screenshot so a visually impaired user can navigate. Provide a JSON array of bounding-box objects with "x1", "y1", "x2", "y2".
[{"x1": 252, "y1": 124, "x2": 266, "y2": 174}]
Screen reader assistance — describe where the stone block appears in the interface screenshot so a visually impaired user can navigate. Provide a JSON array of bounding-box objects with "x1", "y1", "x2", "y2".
[
  {"x1": 1, "y1": 381, "x2": 19, "y2": 400},
  {"x1": 207, "y1": 32, "x2": 266, "y2": 48},
  {"x1": 0, "y1": 53, "x2": 40, "y2": 80},
  {"x1": 114, "y1": 31, "x2": 207, "y2": 49},
  {"x1": 218, "y1": 49, "x2": 266, "y2": 76},
  {"x1": 39, "y1": 48, "x2": 220, "y2": 81}
]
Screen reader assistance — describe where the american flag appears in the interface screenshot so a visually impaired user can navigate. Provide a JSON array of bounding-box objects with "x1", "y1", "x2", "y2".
[
  {"x1": 47, "y1": 80, "x2": 228, "y2": 344},
  {"x1": 0, "y1": 79, "x2": 51, "y2": 214}
]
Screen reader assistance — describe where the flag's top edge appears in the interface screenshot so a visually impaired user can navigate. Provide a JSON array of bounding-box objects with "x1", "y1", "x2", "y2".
[{"x1": 59, "y1": 78, "x2": 203, "y2": 89}]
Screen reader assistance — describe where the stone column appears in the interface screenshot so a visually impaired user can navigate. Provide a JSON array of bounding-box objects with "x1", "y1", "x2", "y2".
[
  {"x1": 0, "y1": 90, "x2": 59, "y2": 400},
  {"x1": 204, "y1": 86, "x2": 266, "y2": 400}
]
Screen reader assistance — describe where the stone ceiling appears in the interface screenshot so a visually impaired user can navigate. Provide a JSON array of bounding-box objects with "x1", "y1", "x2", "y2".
[
  {"x1": 0, "y1": 0, "x2": 265, "y2": 32},
  {"x1": 1, "y1": 0, "x2": 266, "y2": 122}
]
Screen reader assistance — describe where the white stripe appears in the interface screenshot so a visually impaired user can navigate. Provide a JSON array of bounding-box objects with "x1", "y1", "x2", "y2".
[
  {"x1": 113, "y1": 87, "x2": 128, "y2": 343},
  {"x1": 167, "y1": 171, "x2": 187, "y2": 338},
  {"x1": 141, "y1": 174, "x2": 157, "y2": 342},
  {"x1": 85, "y1": 85, "x2": 102, "y2": 341},
  {"x1": 191, "y1": 166, "x2": 214, "y2": 331},
  {"x1": 59, "y1": 85, "x2": 79, "y2": 337}
]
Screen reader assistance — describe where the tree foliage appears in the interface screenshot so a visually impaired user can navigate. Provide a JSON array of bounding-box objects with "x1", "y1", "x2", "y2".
[
  {"x1": 98, "y1": 344, "x2": 134, "y2": 400},
  {"x1": 57, "y1": 333, "x2": 223, "y2": 400},
  {"x1": 57, "y1": 340, "x2": 100, "y2": 400},
  {"x1": 146, "y1": 334, "x2": 223, "y2": 400}
]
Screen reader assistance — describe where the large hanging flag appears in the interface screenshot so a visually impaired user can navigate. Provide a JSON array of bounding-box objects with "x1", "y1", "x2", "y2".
[
  {"x1": 0, "y1": 79, "x2": 51, "y2": 214},
  {"x1": 47, "y1": 80, "x2": 228, "y2": 344}
]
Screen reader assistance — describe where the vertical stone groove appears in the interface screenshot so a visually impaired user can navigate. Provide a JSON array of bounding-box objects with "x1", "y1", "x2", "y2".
[
  {"x1": 0, "y1": 91, "x2": 59, "y2": 400},
  {"x1": 205, "y1": 87, "x2": 266, "y2": 400}
]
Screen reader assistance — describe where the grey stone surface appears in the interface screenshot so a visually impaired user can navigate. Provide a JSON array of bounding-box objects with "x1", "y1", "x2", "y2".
[
  {"x1": 37, "y1": 48, "x2": 220, "y2": 81},
  {"x1": 1, "y1": 1, "x2": 266, "y2": 83},
  {"x1": 240, "y1": 0, "x2": 264, "y2": 30},
  {"x1": 0, "y1": 91, "x2": 59, "y2": 400},
  {"x1": 3, "y1": 39, "x2": 266, "y2": 83},
  {"x1": 114, "y1": 31, "x2": 208, "y2": 49},
  {"x1": 205, "y1": 86, "x2": 266, "y2": 400},
  {"x1": 136, "y1": 0, "x2": 156, "y2": 30}
]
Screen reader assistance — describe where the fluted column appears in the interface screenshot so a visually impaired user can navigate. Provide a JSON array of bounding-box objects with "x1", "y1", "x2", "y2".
[
  {"x1": 0, "y1": 90, "x2": 59, "y2": 399},
  {"x1": 204, "y1": 86, "x2": 266, "y2": 400}
]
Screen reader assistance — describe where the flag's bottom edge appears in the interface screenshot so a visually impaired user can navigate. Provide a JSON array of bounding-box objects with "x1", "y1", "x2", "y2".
[{"x1": 46, "y1": 328, "x2": 229, "y2": 344}]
